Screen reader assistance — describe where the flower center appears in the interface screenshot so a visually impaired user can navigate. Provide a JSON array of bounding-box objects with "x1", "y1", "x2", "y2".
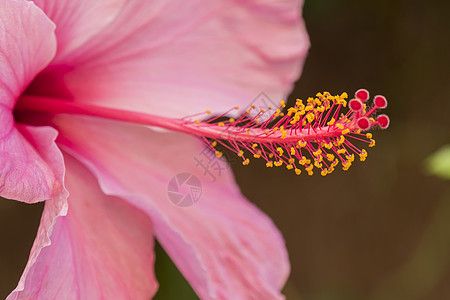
[{"x1": 15, "y1": 89, "x2": 389, "y2": 176}]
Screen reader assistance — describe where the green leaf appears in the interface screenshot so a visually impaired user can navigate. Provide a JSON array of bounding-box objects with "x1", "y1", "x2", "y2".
[{"x1": 426, "y1": 145, "x2": 450, "y2": 180}]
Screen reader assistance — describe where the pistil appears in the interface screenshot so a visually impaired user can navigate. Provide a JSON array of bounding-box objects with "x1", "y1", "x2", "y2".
[{"x1": 16, "y1": 89, "x2": 389, "y2": 176}]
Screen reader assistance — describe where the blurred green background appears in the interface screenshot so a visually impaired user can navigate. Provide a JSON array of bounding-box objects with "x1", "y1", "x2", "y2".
[{"x1": 1, "y1": 0, "x2": 450, "y2": 299}]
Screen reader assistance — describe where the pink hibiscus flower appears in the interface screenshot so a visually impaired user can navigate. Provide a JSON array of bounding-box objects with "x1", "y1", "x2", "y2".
[{"x1": 2, "y1": 0, "x2": 309, "y2": 299}]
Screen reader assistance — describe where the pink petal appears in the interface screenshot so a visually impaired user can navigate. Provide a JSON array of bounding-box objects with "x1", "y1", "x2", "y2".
[
  {"x1": 0, "y1": 0, "x2": 56, "y2": 108},
  {"x1": 7, "y1": 160, "x2": 68, "y2": 299},
  {"x1": 0, "y1": 0, "x2": 62, "y2": 203},
  {"x1": 8, "y1": 153, "x2": 158, "y2": 299},
  {"x1": 31, "y1": 0, "x2": 125, "y2": 63},
  {"x1": 54, "y1": 116, "x2": 289, "y2": 299},
  {"x1": 1, "y1": 125, "x2": 66, "y2": 203},
  {"x1": 37, "y1": 0, "x2": 308, "y2": 118}
]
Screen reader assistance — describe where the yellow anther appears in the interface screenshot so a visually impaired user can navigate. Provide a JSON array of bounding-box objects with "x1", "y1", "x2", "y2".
[
  {"x1": 337, "y1": 148, "x2": 346, "y2": 155},
  {"x1": 242, "y1": 158, "x2": 250, "y2": 166},
  {"x1": 274, "y1": 160, "x2": 283, "y2": 167},
  {"x1": 317, "y1": 155, "x2": 323, "y2": 163},
  {"x1": 336, "y1": 123, "x2": 344, "y2": 130},
  {"x1": 293, "y1": 112, "x2": 302, "y2": 120},
  {"x1": 342, "y1": 160, "x2": 352, "y2": 171},
  {"x1": 286, "y1": 164, "x2": 294, "y2": 170},
  {"x1": 265, "y1": 130, "x2": 270, "y2": 135},
  {"x1": 326, "y1": 154, "x2": 335, "y2": 161},
  {"x1": 246, "y1": 110, "x2": 251, "y2": 114},
  {"x1": 359, "y1": 149, "x2": 368, "y2": 161},
  {"x1": 281, "y1": 130, "x2": 287, "y2": 139},
  {"x1": 229, "y1": 118, "x2": 235, "y2": 123},
  {"x1": 290, "y1": 147, "x2": 296, "y2": 155},
  {"x1": 235, "y1": 106, "x2": 239, "y2": 110},
  {"x1": 369, "y1": 139, "x2": 376, "y2": 147},
  {"x1": 269, "y1": 153, "x2": 274, "y2": 158},
  {"x1": 299, "y1": 156, "x2": 307, "y2": 165},
  {"x1": 194, "y1": 120, "x2": 200, "y2": 124},
  {"x1": 266, "y1": 161, "x2": 274, "y2": 168},
  {"x1": 252, "y1": 143, "x2": 258, "y2": 150},
  {"x1": 280, "y1": 100, "x2": 286, "y2": 108},
  {"x1": 218, "y1": 122, "x2": 224, "y2": 127},
  {"x1": 211, "y1": 141, "x2": 217, "y2": 147},
  {"x1": 327, "y1": 118, "x2": 336, "y2": 126},
  {"x1": 321, "y1": 169, "x2": 328, "y2": 176},
  {"x1": 215, "y1": 151, "x2": 223, "y2": 158},
  {"x1": 340, "y1": 92, "x2": 348, "y2": 99},
  {"x1": 324, "y1": 142, "x2": 333, "y2": 149},
  {"x1": 342, "y1": 128, "x2": 350, "y2": 135},
  {"x1": 260, "y1": 109, "x2": 265, "y2": 113},
  {"x1": 314, "y1": 161, "x2": 322, "y2": 168},
  {"x1": 287, "y1": 107, "x2": 297, "y2": 116},
  {"x1": 206, "y1": 110, "x2": 211, "y2": 114},
  {"x1": 336, "y1": 98, "x2": 347, "y2": 107},
  {"x1": 277, "y1": 147, "x2": 284, "y2": 156},
  {"x1": 295, "y1": 168, "x2": 302, "y2": 175},
  {"x1": 250, "y1": 105, "x2": 255, "y2": 109},
  {"x1": 306, "y1": 112, "x2": 315, "y2": 123},
  {"x1": 369, "y1": 117, "x2": 375, "y2": 123},
  {"x1": 273, "y1": 127, "x2": 279, "y2": 132},
  {"x1": 332, "y1": 159, "x2": 339, "y2": 167},
  {"x1": 334, "y1": 135, "x2": 346, "y2": 146},
  {"x1": 238, "y1": 150, "x2": 244, "y2": 157},
  {"x1": 298, "y1": 140, "x2": 307, "y2": 147},
  {"x1": 305, "y1": 105, "x2": 314, "y2": 112},
  {"x1": 366, "y1": 133, "x2": 373, "y2": 139},
  {"x1": 288, "y1": 158, "x2": 295, "y2": 164},
  {"x1": 245, "y1": 129, "x2": 250, "y2": 134},
  {"x1": 346, "y1": 154, "x2": 355, "y2": 162},
  {"x1": 313, "y1": 149, "x2": 322, "y2": 157}
]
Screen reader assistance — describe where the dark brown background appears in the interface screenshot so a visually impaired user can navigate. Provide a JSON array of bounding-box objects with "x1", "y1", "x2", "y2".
[{"x1": 1, "y1": 0, "x2": 450, "y2": 299}]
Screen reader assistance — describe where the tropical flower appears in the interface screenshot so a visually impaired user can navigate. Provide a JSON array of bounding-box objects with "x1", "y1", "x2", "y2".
[{"x1": 2, "y1": 0, "x2": 309, "y2": 299}]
